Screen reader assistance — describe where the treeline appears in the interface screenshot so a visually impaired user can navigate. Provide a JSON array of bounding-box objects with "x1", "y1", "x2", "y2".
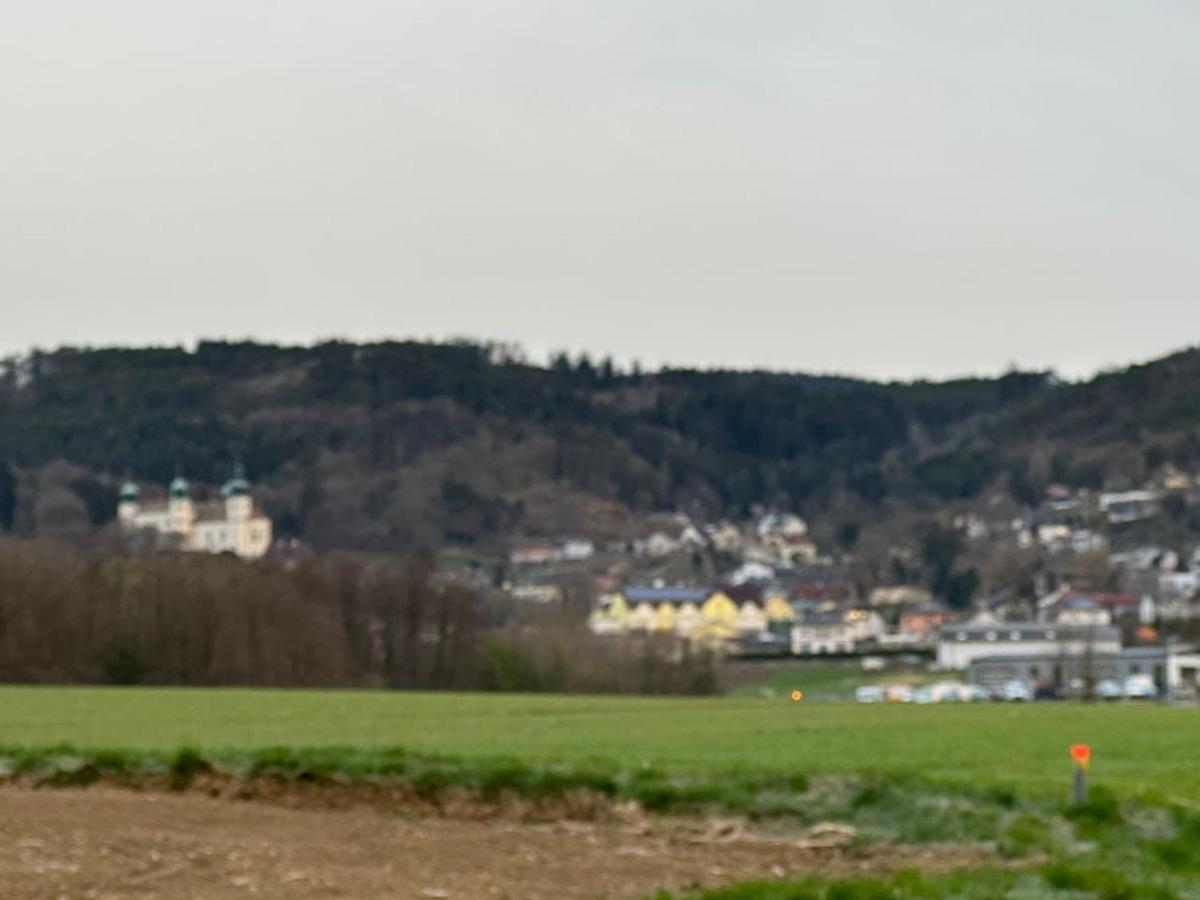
[
  {"x1": 5, "y1": 339, "x2": 1200, "y2": 551},
  {"x1": 0, "y1": 341, "x2": 1062, "y2": 548},
  {"x1": 0, "y1": 539, "x2": 716, "y2": 694}
]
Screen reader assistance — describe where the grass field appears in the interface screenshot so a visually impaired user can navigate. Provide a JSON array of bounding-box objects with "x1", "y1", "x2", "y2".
[
  {"x1": 5, "y1": 685, "x2": 1200, "y2": 897},
  {"x1": 0, "y1": 685, "x2": 1197, "y2": 800}
]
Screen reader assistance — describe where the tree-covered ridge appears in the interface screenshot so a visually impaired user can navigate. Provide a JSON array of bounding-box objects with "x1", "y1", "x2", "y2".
[{"x1": 0, "y1": 340, "x2": 1194, "y2": 550}]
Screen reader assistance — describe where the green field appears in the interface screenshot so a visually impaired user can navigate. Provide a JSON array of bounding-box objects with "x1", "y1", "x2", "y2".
[
  {"x1": 0, "y1": 685, "x2": 1196, "y2": 801},
  {"x1": 5, "y1": 685, "x2": 1200, "y2": 897}
]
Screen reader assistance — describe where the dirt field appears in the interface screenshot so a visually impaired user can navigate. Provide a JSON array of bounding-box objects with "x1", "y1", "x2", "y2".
[{"x1": 0, "y1": 788, "x2": 993, "y2": 899}]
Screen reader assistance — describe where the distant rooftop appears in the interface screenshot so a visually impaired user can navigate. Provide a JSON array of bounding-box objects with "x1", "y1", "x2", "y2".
[
  {"x1": 623, "y1": 586, "x2": 710, "y2": 605},
  {"x1": 941, "y1": 622, "x2": 1120, "y2": 643}
]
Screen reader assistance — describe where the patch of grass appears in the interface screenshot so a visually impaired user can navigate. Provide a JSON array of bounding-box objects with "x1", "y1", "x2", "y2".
[
  {"x1": 1149, "y1": 811, "x2": 1200, "y2": 873},
  {"x1": 661, "y1": 862, "x2": 1190, "y2": 900},
  {"x1": 998, "y1": 812, "x2": 1053, "y2": 859},
  {"x1": 168, "y1": 747, "x2": 211, "y2": 791},
  {"x1": 1065, "y1": 784, "x2": 1125, "y2": 838},
  {"x1": 1040, "y1": 860, "x2": 1174, "y2": 899},
  {"x1": 655, "y1": 868, "x2": 1029, "y2": 899},
  {"x1": 410, "y1": 768, "x2": 451, "y2": 801}
]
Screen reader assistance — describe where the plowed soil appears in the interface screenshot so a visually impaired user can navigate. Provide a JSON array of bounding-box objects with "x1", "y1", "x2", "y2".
[{"x1": 0, "y1": 788, "x2": 993, "y2": 899}]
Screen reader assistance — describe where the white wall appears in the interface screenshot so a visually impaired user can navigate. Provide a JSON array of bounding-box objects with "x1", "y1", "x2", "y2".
[{"x1": 938, "y1": 636, "x2": 1121, "y2": 670}]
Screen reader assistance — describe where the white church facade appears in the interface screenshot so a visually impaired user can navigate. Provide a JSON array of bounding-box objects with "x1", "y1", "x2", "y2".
[{"x1": 118, "y1": 466, "x2": 273, "y2": 560}]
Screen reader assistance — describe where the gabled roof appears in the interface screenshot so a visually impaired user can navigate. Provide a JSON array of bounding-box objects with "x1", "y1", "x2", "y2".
[
  {"x1": 798, "y1": 610, "x2": 847, "y2": 626},
  {"x1": 623, "y1": 586, "x2": 710, "y2": 605}
]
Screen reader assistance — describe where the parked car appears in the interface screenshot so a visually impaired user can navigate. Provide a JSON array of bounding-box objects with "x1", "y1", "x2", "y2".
[
  {"x1": 1096, "y1": 679, "x2": 1123, "y2": 701},
  {"x1": 929, "y1": 681, "x2": 971, "y2": 703},
  {"x1": 855, "y1": 685, "x2": 886, "y2": 703},
  {"x1": 1123, "y1": 674, "x2": 1158, "y2": 700},
  {"x1": 966, "y1": 685, "x2": 992, "y2": 703},
  {"x1": 912, "y1": 686, "x2": 935, "y2": 704},
  {"x1": 884, "y1": 684, "x2": 914, "y2": 703},
  {"x1": 1033, "y1": 683, "x2": 1060, "y2": 701},
  {"x1": 999, "y1": 680, "x2": 1032, "y2": 702}
]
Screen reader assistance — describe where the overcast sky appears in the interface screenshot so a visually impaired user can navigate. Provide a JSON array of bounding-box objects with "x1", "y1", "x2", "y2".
[{"x1": 2, "y1": 2, "x2": 1198, "y2": 380}]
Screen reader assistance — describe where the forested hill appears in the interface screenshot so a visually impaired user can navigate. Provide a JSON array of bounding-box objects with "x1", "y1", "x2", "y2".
[{"x1": 0, "y1": 341, "x2": 1197, "y2": 551}]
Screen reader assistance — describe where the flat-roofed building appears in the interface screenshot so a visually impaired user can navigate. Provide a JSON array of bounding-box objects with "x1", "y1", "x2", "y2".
[{"x1": 936, "y1": 622, "x2": 1121, "y2": 671}]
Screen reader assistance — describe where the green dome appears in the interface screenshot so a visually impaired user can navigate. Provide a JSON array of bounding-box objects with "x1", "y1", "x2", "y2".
[
  {"x1": 221, "y1": 477, "x2": 250, "y2": 499},
  {"x1": 169, "y1": 476, "x2": 191, "y2": 499},
  {"x1": 221, "y1": 461, "x2": 251, "y2": 498},
  {"x1": 119, "y1": 480, "x2": 140, "y2": 501}
]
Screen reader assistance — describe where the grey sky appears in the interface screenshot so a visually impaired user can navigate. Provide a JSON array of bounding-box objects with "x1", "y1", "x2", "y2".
[{"x1": 3, "y1": 1, "x2": 1198, "y2": 380}]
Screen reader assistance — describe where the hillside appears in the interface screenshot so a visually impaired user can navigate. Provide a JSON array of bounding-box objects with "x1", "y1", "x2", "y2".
[{"x1": 1, "y1": 341, "x2": 1197, "y2": 553}]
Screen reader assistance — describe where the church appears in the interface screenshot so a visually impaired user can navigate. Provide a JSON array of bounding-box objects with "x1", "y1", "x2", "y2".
[{"x1": 117, "y1": 465, "x2": 273, "y2": 559}]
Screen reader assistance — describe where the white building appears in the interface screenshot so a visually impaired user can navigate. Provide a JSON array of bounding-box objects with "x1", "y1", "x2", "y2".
[
  {"x1": 1036, "y1": 590, "x2": 1113, "y2": 627},
  {"x1": 118, "y1": 467, "x2": 273, "y2": 560},
  {"x1": 756, "y1": 512, "x2": 808, "y2": 540},
  {"x1": 791, "y1": 609, "x2": 884, "y2": 655},
  {"x1": 936, "y1": 622, "x2": 1121, "y2": 671},
  {"x1": 706, "y1": 523, "x2": 744, "y2": 554},
  {"x1": 560, "y1": 538, "x2": 595, "y2": 561},
  {"x1": 1099, "y1": 490, "x2": 1161, "y2": 524}
]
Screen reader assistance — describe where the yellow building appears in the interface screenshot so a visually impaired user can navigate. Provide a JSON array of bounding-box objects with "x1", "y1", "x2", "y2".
[
  {"x1": 117, "y1": 466, "x2": 272, "y2": 560},
  {"x1": 589, "y1": 586, "x2": 775, "y2": 644},
  {"x1": 764, "y1": 594, "x2": 797, "y2": 622}
]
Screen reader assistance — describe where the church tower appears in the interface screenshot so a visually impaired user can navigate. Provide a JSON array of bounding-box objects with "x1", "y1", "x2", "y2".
[
  {"x1": 167, "y1": 475, "x2": 195, "y2": 535},
  {"x1": 222, "y1": 461, "x2": 253, "y2": 522},
  {"x1": 117, "y1": 478, "x2": 140, "y2": 524}
]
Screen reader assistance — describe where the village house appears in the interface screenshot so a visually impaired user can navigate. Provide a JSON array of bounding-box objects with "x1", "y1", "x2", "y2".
[
  {"x1": 507, "y1": 575, "x2": 563, "y2": 604},
  {"x1": 1159, "y1": 465, "x2": 1193, "y2": 492},
  {"x1": 763, "y1": 531, "x2": 819, "y2": 565},
  {"x1": 1100, "y1": 490, "x2": 1162, "y2": 525},
  {"x1": 1036, "y1": 525, "x2": 1106, "y2": 555},
  {"x1": 753, "y1": 513, "x2": 818, "y2": 564},
  {"x1": 898, "y1": 603, "x2": 957, "y2": 643},
  {"x1": 790, "y1": 608, "x2": 884, "y2": 656},
  {"x1": 679, "y1": 524, "x2": 706, "y2": 549},
  {"x1": 728, "y1": 561, "x2": 775, "y2": 585},
  {"x1": 1089, "y1": 592, "x2": 1155, "y2": 626},
  {"x1": 118, "y1": 467, "x2": 272, "y2": 560},
  {"x1": 755, "y1": 512, "x2": 808, "y2": 540},
  {"x1": 1036, "y1": 589, "x2": 1113, "y2": 627},
  {"x1": 560, "y1": 538, "x2": 595, "y2": 561},
  {"x1": 705, "y1": 522, "x2": 744, "y2": 554},
  {"x1": 869, "y1": 586, "x2": 933, "y2": 608},
  {"x1": 510, "y1": 543, "x2": 557, "y2": 565},
  {"x1": 634, "y1": 531, "x2": 682, "y2": 558}
]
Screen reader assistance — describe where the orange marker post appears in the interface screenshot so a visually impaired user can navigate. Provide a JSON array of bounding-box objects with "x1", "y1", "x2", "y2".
[{"x1": 1070, "y1": 744, "x2": 1091, "y2": 804}]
